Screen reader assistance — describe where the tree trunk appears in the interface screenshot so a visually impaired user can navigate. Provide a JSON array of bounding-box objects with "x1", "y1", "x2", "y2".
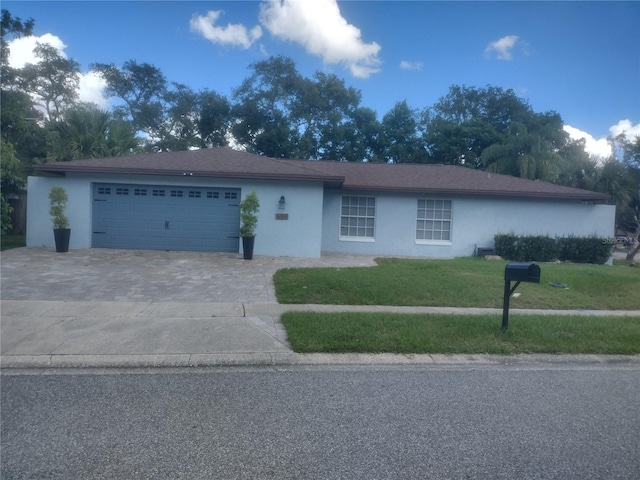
[{"x1": 625, "y1": 219, "x2": 640, "y2": 261}]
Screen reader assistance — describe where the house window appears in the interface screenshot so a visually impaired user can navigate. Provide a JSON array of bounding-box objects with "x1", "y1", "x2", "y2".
[
  {"x1": 416, "y1": 199, "x2": 452, "y2": 242},
  {"x1": 340, "y1": 196, "x2": 375, "y2": 239}
]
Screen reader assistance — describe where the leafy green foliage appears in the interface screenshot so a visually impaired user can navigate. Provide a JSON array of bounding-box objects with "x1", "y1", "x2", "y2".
[
  {"x1": 494, "y1": 233, "x2": 559, "y2": 262},
  {"x1": 495, "y1": 233, "x2": 613, "y2": 264},
  {"x1": 91, "y1": 60, "x2": 167, "y2": 135},
  {"x1": 557, "y1": 235, "x2": 614, "y2": 264},
  {"x1": 239, "y1": 191, "x2": 260, "y2": 237},
  {"x1": 1, "y1": 9, "x2": 34, "y2": 75},
  {"x1": 1, "y1": 140, "x2": 24, "y2": 231},
  {"x1": 380, "y1": 100, "x2": 427, "y2": 163},
  {"x1": 1, "y1": 196, "x2": 13, "y2": 232},
  {"x1": 47, "y1": 105, "x2": 140, "y2": 161},
  {"x1": 48, "y1": 186, "x2": 69, "y2": 229},
  {"x1": 18, "y1": 43, "x2": 80, "y2": 121}
]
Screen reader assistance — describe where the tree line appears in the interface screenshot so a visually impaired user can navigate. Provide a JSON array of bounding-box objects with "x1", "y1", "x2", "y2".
[{"x1": 1, "y1": 9, "x2": 638, "y2": 243}]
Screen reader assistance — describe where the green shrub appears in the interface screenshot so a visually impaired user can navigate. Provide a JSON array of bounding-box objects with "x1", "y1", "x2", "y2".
[
  {"x1": 494, "y1": 233, "x2": 612, "y2": 264},
  {"x1": 494, "y1": 232, "x2": 518, "y2": 259},
  {"x1": 558, "y1": 235, "x2": 613, "y2": 264},
  {"x1": 494, "y1": 233, "x2": 558, "y2": 261}
]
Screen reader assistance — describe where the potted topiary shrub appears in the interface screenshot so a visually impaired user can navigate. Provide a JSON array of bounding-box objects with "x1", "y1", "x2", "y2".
[
  {"x1": 239, "y1": 190, "x2": 260, "y2": 260},
  {"x1": 49, "y1": 186, "x2": 70, "y2": 252}
]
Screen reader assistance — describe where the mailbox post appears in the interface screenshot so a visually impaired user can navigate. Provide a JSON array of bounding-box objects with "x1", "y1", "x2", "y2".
[{"x1": 502, "y1": 262, "x2": 541, "y2": 330}]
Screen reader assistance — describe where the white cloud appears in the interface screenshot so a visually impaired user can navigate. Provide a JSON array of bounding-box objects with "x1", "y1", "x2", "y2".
[
  {"x1": 564, "y1": 125, "x2": 613, "y2": 159},
  {"x1": 485, "y1": 35, "x2": 519, "y2": 60},
  {"x1": 399, "y1": 60, "x2": 423, "y2": 71},
  {"x1": 609, "y1": 119, "x2": 640, "y2": 142},
  {"x1": 190, "y1": 10, "x2": 262, "y2": 49},
  {"x1": 79, "y1": 71, "x2": 109, "y2": 108},
  {"x1": 7, "y1": 34, "x2": 110, "y2": 108},
  {"x1": 7, "y1": 33, "x2": 68, "y2": 67},
  {"x1": 259, "y1": 0, "x2": 381, "y2": 78}
]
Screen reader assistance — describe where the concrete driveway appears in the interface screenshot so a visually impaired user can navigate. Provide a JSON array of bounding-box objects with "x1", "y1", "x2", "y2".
[
  {"x1": 0, "y1": 247, "x2": 381, "y2": 367},
  {"x1": 1, "y1": 247, "x2": 378, "y2": 303}
]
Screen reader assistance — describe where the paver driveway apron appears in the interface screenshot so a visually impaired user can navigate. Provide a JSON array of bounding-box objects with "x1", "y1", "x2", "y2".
[{"x1": 0, "y1": 248, "x2": 378, "y2": 303}]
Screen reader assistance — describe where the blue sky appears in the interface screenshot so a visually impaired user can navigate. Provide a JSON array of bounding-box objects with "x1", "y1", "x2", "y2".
[{"x1": 5, "y1": 1, "x2": 640, "y2": 157}]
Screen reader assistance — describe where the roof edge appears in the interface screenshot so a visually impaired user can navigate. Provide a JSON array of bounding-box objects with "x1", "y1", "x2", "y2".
[
  {"x1": 32, "y1": 164, "x2": 345, "y2": 184},
  {"x1": 334, "y1": 184, "x2": 610, "y2": 201}
]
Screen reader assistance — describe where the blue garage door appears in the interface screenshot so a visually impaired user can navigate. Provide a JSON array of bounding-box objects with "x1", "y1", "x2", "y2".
[{"x1": 92, "y1": 183, "x2": 241, "y2": 252}]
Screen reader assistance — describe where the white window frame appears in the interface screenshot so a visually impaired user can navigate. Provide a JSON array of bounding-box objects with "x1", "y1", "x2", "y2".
[
  {"x1": 416, "y1": 198, "x2": 453, "y2": 245},
  {"x1": 339, "y1": 195, "x2": 376, "y2": 242}
]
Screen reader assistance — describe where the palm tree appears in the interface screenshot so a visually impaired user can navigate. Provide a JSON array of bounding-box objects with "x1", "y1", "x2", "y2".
[
  {"x1": 47, "y1": 105, "x2": 141, "y2": 161},
  {"x1": 481, "y1": 122, "x2": 562, "y2": 182}
]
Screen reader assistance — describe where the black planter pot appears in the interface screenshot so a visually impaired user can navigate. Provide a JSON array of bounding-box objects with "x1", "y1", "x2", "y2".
[
  {"x1": 242, "y1": 236, "x2": 255, "y2": 260},
  {"x1": 53, "y1": 228, "x2": 71, "y2": 253}
]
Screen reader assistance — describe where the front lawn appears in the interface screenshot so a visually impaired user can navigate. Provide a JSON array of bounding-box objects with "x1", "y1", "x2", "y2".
[
  {"x1": 274, "y1": 257, "x2": 640, "y2": 310},
  {"x1": 282, "y1": 312, "x2": 640, "y2": 354}
]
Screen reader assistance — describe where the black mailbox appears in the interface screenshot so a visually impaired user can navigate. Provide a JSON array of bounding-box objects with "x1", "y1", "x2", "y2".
[
  {"x1": 504, "y1": 262, "x2": 541, "y2": 283},
  {"x1": 502, "y1": 262, "x2": 541, "y2": 330}
]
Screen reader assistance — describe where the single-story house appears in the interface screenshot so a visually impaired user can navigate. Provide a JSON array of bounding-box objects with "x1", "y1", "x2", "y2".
[{"x1": 27, "y1": 147, "x2": 614, "y2": 259}]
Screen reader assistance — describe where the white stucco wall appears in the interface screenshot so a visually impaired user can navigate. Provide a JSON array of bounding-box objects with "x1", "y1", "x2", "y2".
[
  {"x1": 28, "y1": 174, "x2": 615, "y2": 259},
  {"x1": 238, "y1": 179, "x2": 324, "y2": 258},
  {"x1": 27, "y1": 176, "x2": 93, "y2": 249},
  {"x1": 321, "y1": 190, "x2": 616, "y2": 258},
  {"x1": 27, "y1": 174, "x2": 325, "y2": 258}
]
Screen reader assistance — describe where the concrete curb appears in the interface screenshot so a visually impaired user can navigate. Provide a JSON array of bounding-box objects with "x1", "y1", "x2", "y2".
[{"x1": 2, "y1": 353, "x2": 640, "y2": 370}]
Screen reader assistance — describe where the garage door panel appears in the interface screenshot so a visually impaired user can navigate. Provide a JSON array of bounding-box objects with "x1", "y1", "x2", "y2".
[{"x1": 92, "y1": 183, "x2": 241, "y2": 252}]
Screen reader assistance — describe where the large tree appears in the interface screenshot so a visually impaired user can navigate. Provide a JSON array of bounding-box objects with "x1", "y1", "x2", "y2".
[
  {"x1": 0, "y1": 140, "x2": 24, "y2": 231},
  {"x1": 613, "y1": 135, "x2": 640, "y2": 260},
  {"x1": 197, "y1": 89, "x2": 231, "y2": 149},
  {"x1": 1, "y1": 10, "x2": 47, "y2": 232},
  {"x1": 334, "y1": 106, "x2": 383, "y2": 162},
  {"x1": 380, "y1": 101, "x2": 427, "y2": 163},
  {"x1": 294, "y1": 71, "x2": 363, "y2": 160},
  {"x1": 422, "y1": 85, "x2": 567, "y2": 170},
  {"x1": 554, "y1": 137, "x2": 600, "y2": 190},
  {"x1": 231, "y1": 56, "x2": 377, "y2": 161},
  {"x1": 1, "y1": 9, "x2": 34, "y2": 79},
  {"x1": 231, "y1": 56, "x2": 306, "y2": 158},
  {"x1": 156, "y1": 83, "x2": 231, "y2": 151},
  {"x1": 17, "y1": 43, "x2": 80, "y2": 122},
  {"x1": 91, "y1": 60, "x2": 167, "y2": 136}
]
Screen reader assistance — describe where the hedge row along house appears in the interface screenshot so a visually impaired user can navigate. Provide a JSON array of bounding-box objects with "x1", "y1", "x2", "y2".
[{"x1": 27, "y1": 147, "x2": 614, "y2": 259}]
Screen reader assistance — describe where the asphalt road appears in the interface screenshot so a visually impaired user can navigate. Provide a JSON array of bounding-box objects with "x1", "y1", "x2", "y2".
[{"x1": 2, "y1": 364, "x2": 639, "y2": 479}]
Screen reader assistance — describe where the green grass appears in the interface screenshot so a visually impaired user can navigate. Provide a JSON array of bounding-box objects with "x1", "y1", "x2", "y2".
[
  {"x1": 274, "y1": 257, "x2": 640, "y2": 310},
  {"x1": 0, "y1": 235, "x2": 26, "y2": 251},
  {"x1": 282, "y1": 312, "x2": 640, "y2": 354}
]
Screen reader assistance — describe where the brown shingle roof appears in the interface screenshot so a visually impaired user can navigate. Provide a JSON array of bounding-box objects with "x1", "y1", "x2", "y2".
[
  {"x1": 34, "y1": 147, "x2": 343, "y2": 184},
  {"x1": 34, "y1": 147, "x2": 609, "y2": 201},
  {"x1": 302, "y1": 161, "x2": 609, "y2": 200}
]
